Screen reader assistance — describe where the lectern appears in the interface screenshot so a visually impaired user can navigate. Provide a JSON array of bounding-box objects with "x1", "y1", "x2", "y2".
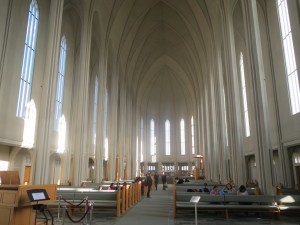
[
  {"x1": 0, "y1": 184, "x2": 57, "y2": 225},
  {"x1": 27, "y1": 189, "x2": 53, "y2": 225}
]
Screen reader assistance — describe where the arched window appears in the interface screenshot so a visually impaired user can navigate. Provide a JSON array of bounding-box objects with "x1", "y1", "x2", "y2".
[
  {"x1": 54, "y1": 36, "x2": 67, "y2": 130},
  {"x1": 140, "y1": 118, "x2": 144, "y2": 162},
  {"x1": 240, "y1": 53, "x2": 250, "y2": 137},
  {"x1": 277, "y1": 0, "x2": 300, "y2": 115},
  {"x1": 165, "y1": 120, "x2": 170, "y2": 155},
  {"x1": 150, "y1": 119, "x2": 155, "y2": 156},
  {"x1": 104, "y1": 89, "x2": 109, "y2": 160},
  {"x1": 180, "y1": 119, "x2": 185, "y2": 155},
  {"x1": 223, "y1": 87, "x2": 228, "y2": 146},
  {"x1": 93, "y1": 77, "x2": 98, "y2": 148},
  {"x1": 16, "y1": 0, "x2": 39, "y2": 118},
  {"x1": 191, "y1": 116, "x2": 195, "y2": 154}
]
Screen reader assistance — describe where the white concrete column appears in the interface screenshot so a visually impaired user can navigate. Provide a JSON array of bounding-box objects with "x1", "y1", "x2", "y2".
[
  {"x1": 94, "y1": 60, "x2": 107, "y2": 182},
  {"x1": 34, "y1": 0, "x2": 64, "y2": 184},
  {"x1": 70, "y1": 7, "x2": 92, "y2": 186},
  {"x1": 108, "y1": 74, "x2": 119, "y2": 180},
  {"x1": 118, "y1": 83, "x2": 127, "y2": 179},
  {"x1": 220, "y1": 1, "x2": 244, "y2": 186},
  {"x1": 0, "y1": 0, "x2": 13, "y2": 88},
  {"x1": 241, "y1": 0, "x2": 273, "y2": 193}
]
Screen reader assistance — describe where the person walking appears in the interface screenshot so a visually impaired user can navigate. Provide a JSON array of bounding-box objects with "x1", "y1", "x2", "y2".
[
  {"x1": 161, "y1": 174, "x2": 167, "y2": 190},
  {"x1": 154, "y1": 172, "x2": 159, "y2": 190},
  {"x1": 144, "y1": 173, "x2": 153, "y2": 198}
]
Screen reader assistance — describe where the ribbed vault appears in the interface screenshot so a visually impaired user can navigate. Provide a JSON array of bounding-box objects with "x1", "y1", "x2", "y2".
[{"x1": 102, "y1": 0, "x2": 216, "y2": 112}]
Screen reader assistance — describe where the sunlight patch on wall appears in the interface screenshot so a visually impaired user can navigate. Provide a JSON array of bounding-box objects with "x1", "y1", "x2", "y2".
[
  {"x1": 22, "y1": 100, "x2": 36, "y2": 148},
  {"x1": 104, "y1": 137, "x2": 108, "y2": 160},
  {"x1": 0, "y1": 161, "x2": 9, "y2": 171},
  {"x1": 57, "y1": 115, "x2": 66, "y2": 153}
]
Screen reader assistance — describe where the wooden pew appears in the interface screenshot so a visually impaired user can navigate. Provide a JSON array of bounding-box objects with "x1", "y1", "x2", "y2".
[{"x1": 54, "y1": 188, "x2": 121, "y2": 217}]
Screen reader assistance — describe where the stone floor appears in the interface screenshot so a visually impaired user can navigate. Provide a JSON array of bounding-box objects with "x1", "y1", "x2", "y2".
[{"x1": 45, "y1": 184, "x2": 300, "y2": 225}]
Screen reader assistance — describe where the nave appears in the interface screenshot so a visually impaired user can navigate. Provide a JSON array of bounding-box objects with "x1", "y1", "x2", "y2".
[{"x1": 56, "y1": 184, "x2": 300, "y2": 225}]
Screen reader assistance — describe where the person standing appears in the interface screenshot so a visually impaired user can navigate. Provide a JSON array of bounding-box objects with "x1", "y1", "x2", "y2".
[
  {"x1": 154, "y1": 172, "x2": 159, "y2": 190},
  {"x1": 145, "y1": 173, "x2": 153, "y2": 198},
  {"x1": 161, "y1": 174, "x2": 167, "y2": 190}
]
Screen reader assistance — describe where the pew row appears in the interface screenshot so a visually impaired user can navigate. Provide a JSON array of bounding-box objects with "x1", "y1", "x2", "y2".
[
  {"x1": 174, "y1": 193, "x2": 279, "y2": 219},
  {"x1": 48, "y1": 182, "x2": 141, "y2": 217}
]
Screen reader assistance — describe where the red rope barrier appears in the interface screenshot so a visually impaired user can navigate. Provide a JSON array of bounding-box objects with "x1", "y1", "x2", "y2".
[
  {"x1": 61, "y1": 197, "x2": 86, "y2": 207},
  {"x1": 65, "y1": 204, "x2": 91, "y2": 223}
]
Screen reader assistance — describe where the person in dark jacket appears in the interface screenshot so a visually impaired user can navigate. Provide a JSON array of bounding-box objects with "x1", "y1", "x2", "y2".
[
  {"x1": 161, "y1": 174, "x2": 167, "y2": 190},
  {"x1": 154, "y1": 172, "x2": 159, "y2": 190},
  {"x1": 144, "y1": 173, "x2": 153, "y2": 198}
]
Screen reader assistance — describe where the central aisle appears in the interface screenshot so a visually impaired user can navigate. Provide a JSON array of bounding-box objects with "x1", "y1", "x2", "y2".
[{"x1": 114, "y1": 184, "x2": 174, "y2": 225}]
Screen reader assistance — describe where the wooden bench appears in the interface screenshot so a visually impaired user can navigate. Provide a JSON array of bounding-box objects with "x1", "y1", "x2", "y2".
[
  {"x1": 174, "y1": 193, "x2": 226, "y2": 217},
  {"x1": 174, "y1": 192, "x2": 279, "y2": 219},
  {"x1": 223, "y1": 195, "x2": 278, "y2": 219},
  {"x1": 48, "y1": 188, "x2": 122, "y2": 217}
]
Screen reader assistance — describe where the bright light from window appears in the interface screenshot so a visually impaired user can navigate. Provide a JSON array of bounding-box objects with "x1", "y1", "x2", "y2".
[
  {"x1": 240, "y1": 53, "x2": 250, "y2": 137},
  {"x1": 223, "y1": 88, "x2": 229, "y2": 146},
  {"x1": 140, "y1": 118, "x2": 144, "y2": 162},
  {"x1": 150, "y1": 119, "x2": 155, "y2": 155},
  {"x1": 180, "y1": 119, "x2": 185, "y2": 155},
  {"x1": 57, "y1": 115, "x2": 66, "y2": 153},
  {"x1": 0, "y1": 161, "x2": 9, "y2": 171},
  {"x1": 191, "y1": 116, "x2": 195, "y2": 154},
  {"x1": 54, "y1": 37, "x2": 67, "y2": 130},
  {"x1": 277, "y1": 0, "x2": 300, "y2": 115},
  {"x1": 16, "y1": 0, "x2": 39, "y2": 118},
  {"x1": 104, "y1": 137, "x2": 108, "y2": 160},
  {"x1": 22, "y1": 99, "x2": 36, "y2": 148},
  {"x1": 165, "y1": 120, "x2": 170, "y2": 155}
]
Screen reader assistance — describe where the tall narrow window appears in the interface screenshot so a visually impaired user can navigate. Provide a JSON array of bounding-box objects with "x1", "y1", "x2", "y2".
[
  {"x1": 223, "y1": 87, "x2": 229, "y2": 146},
  {"x1": 16, "y1": 0, "x2": 39, "y2": 118},
  {"x1": 191, "y1": 116, "x2": 195, "y2": 154},
  {"x1": 93, "y1": 77, "x2": 98, "y2": 148},
  {"x1": 54, "y1": 37, "x2": 67, "y2": 130},
  {"x1": 150, "y1": 119, "x2": 155, "y2": 156},
  {"x1": 140, "y1": 118, "x2": 144, "y2": 162},
  {"x1": 180, "y1": 119, "x2": 185, "y2": 155},
  {"x1": 165, "y1": 120, "x2": 170, "y2": 155},
  {"x1": 277, "y1": 0, "x2": 300, "y2": 114},
  {"x1": 240, "y1": 53, "x2": 250, "y2": 137},
  {"x1": 104, "y1": 89, "x2": 109, "y2": 160}
]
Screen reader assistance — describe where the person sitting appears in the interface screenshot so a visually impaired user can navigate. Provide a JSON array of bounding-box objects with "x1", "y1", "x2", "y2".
[
  {"x1": 108, "y1": 182, "x2": 115, "y2": 190},
  {"x1": 222, "y1": 183, "x2": 236, "y2": 193},
  {"x1": 177, "y1": 178, "x2": 184, "y2": 184},
  {"x1": 237, "y1": 185, "x2": 251, "y2": 207},
  {"x1": 210, "y1": 185, "x2": 219, "y2": 195},
  {"x1": 237, "y1": 185, "x2": 248, "y2": 195},
  {"x1": 187, "y1": 188, "x2": 197, "y2": 192},
  {"x1": 203, "y1": 183, "x2": 210, "y2": 193}
]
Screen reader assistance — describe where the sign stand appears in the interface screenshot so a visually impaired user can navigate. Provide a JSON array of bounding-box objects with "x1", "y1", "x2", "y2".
[
  {"x1": 27, "y1": 189, "x2": 53, "y2": 225},
  {"x1": 190, "y1": 196, "x2": 200, "y2": 225}
]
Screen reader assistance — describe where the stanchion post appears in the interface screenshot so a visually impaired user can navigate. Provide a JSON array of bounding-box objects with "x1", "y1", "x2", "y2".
[
  {"x1": 89, "y1": 201, "x2": 94, "y2": 225},
  {"x1": 56, "y1": 195, "x2": 62, "y2": 222},
  {"x1": 84, "y1": 197, "x2": 89, "y2": 225},
  {"x1": 62, "y1": 205, "x2": 67, "y2": 225}
]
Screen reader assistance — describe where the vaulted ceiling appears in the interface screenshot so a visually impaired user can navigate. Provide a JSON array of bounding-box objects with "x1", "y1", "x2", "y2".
[{"x1": 93, "y1": 0, "x2": 225, "y2": 115}]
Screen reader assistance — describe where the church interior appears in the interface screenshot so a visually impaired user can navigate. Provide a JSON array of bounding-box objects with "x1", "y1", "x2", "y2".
[{"x1": 1, "y1": 0, "x2": 300, "y2": 210}]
